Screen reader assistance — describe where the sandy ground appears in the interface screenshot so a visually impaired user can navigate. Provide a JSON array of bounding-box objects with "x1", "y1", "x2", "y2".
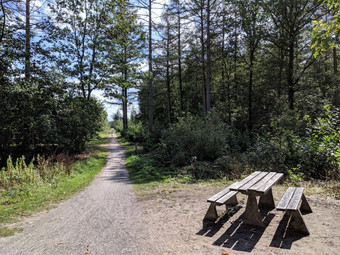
[
  {"x1": 0, "y1": 136, "x2": 339, "y2": 255},
  {"x1": 138, "y1": 183, "x2": 340, "y2": 255}
]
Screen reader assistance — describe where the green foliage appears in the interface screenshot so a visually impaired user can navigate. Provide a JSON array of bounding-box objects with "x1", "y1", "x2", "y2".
[
  {"x1": 157, "y1": 111, "x2": 228, "y2": 166},
  {"x1": 0, "y1": 80, "x2": 107, "y2": 164},
  {"x1": 0, "y1": 156, "x2": 40, "y2": 190},
  {"x1": 298, "y1": 105, "x2": 340, "y2": 179},
  {"x1": 311, "y1": 0, "x2": 340, "y2": 58},
  {"x1": 125, "y1": 154, "x2": 173, "y2": 184}
]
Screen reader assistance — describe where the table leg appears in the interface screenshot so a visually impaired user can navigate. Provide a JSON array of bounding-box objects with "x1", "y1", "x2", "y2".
[
  {"x1": 243, "y1": 193, "x2": 263, "y2": 227},
  {"x1": 259, "y1": 188, "x2": 275, "y2": 209}
]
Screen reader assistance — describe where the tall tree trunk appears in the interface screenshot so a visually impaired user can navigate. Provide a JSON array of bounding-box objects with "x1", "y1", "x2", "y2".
[
  {"x1": 177, "y1": 5, "x2": 183, "y2": 116},
  {"x1": 148, "y1": 0, "x2": 153, "y2": 132},
  {"x1": 205, "y1": 0, "x2": 211, "y2": 112},
  {"x1": 334, "y1": 46, "x2": 339, "y2": 107},
  {"x1": 288, "y1": 39, "x2": 294, "y2": 110},
  {"x1": 200, "y1": 1, "x2": 206, "y2": 111},
  {"x1": 234, "y1": 10, "x2": 238, "y2": 102},
  {"x1": 123, "y1": 46, "x2": 128, "y2": 130},
  {"x1": 0, "y1": 0, "x2": 6, "y2": 45},
  {"x1": 25, "y1": 0, "x2": 30, "y2": 80},
  {"x1": 166, "y1": 20, "x2": 172, "y2": 124},
  {"x1": 248, "y1": 50, "x2": 254, "y2": 132}
]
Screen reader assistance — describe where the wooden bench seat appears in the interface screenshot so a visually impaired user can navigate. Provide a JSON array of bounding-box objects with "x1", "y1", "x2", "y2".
[
  {"x1": 203, "y1": 183, "x2": 239, "y2": 222},
  {"x1": 276, "y1": 187, "x2": 312, "y2": 235}
]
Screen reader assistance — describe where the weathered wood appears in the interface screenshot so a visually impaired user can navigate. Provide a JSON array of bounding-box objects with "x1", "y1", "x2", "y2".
[
  {"x1": 207, "y1": 187, "x2": 231, "y2": 203},
  {"x1": 256, "y1": 173, "x2": 284, "y2": 194},
  {"x1": 229, "y1": 171, "x2": 261, "y2": 191},
  {"x1": 276, "y1": 187, "x2": 312, "y2": 235},
  {"x1": 216, "y1": 190, "x2": 238, "y2": 205},
  {"x1": 287, "y1": 187, "x2": 304, "y2": 211},
  {"x1": 276, "y1": 187, "x2": 296, "y2": 211},
  {"x1": 259, "y1": 188, "x2": 275, "y2": 209},
  {"x1": 300, "y1": 194, "x2": 312, "y2": 213},
  {"x1": 204, "y1": 203, "x2": 218, "y2": 221},
  {"x1": 204, "y1": 182, "x2": 239, "y2": 222},
  {"x1": 207, "y1": 182, "x2": 239, "y2": 203},
  {"x1": 287, "y1": 209, "x2": 310, "y2": 235},
  {"x1": 242, "y1": 193, "x2": 263, "y2": 227},
  {"x1": 248, "y1": 172, "x2": 276, "y2": 191},
  {"x1": 238, "y1": 172, "x2": 268, "y2": 192}
]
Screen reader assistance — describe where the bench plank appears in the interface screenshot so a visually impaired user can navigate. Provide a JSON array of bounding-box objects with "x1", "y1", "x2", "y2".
[
  {"x1": 238, "y1": 172, "x2": 268, "y2": 192},
  {"x1": 248, "y1": 172, "x2": 276, "y2": 192},
  {"x1": 207, "y1": 187, "x2": 231, "y2": 203},
  {"x1": 216, "y1": 190, "x2": 238, "y2": 205},
  {"x1": 207, "y1": 182, "x2": 239, "y2": 203},
  {"x1": 229, "y1": 171, "x2": 261, "y2": 191},
  {"x1": 287, "y1": 187, "x2": 304, "y2": 211},
  {"x1": 256, "y1": 173, "x2": 284, "y2": 194},
  {"x1": 276, "y1": 187, "x2": 296, "y2": 211}
]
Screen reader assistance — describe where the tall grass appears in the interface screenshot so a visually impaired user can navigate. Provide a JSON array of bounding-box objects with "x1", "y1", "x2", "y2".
[
  {"x1": 0, "y1": 132, "x2": 110, "y2": 232},
  {"x1": 0, "y1": 153, "x2": 75, "y2": 190}
]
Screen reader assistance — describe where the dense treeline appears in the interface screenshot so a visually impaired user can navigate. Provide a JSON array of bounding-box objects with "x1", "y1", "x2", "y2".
[
  {"x1": 0, "y1": 0, "x2": 144, "y2": 166},
  {"x1": 0, "y1": 0, "x2": 339, "y2": 180},
  {"x1": 122, "y1": 0, "x2": 340, "y2": 180}
]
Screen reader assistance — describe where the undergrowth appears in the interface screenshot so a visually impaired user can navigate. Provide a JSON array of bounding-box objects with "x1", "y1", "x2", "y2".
[{"x1": 0, "y1": 131, "x2": 110, "y2": 235}]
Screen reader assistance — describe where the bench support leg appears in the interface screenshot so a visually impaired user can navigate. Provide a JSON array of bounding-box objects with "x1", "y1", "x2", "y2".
[
  {"x1": 243, "y1": 193, "x2": 263, "y2": 227},
  {"x1": 259, "y1": 188, "x2": 275, "y2": 209},
  {"x1": 287, "y1": 209, "x2": 310, "y2": 235},
  {"x1": 203, "y1": 203, "x2": 218, "y2": 222},
  {"x1": 225, "y1": 194, "x2": 238, "y2": 210},
  {"x1": 300, "y1": 194, "x2": 312, "y2": 213}
]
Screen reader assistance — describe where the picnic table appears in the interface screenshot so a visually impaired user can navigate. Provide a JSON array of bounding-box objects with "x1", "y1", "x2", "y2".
[{"x1": 229, "y1": 171, "x2": 284, "y2": 227}]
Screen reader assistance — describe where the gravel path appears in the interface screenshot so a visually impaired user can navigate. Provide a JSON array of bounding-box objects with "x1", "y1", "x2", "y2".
[{"x1": 0, "y1": 135, "x2": 156, "y2": 255}]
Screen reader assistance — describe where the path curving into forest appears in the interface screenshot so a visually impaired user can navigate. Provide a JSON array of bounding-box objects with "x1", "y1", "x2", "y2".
[{"x1": 0, "y1": 135, "x2": 156, "y2": 255}]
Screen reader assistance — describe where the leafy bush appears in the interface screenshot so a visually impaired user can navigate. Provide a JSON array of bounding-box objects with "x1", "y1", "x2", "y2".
[
  {"x1": 157, "y1": 111, "x2": 228, "y2": 166},
  {"x1": 297, "y1": 105, "x2": 340, "y2": 179}
]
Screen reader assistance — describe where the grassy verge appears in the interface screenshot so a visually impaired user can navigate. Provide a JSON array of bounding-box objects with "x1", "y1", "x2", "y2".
[
  {"x1": 117, "y1": 135, "x2": 340, "y2": 200},
  {"x1": 0, "y1": 131, "x2": 110, "y2": 237}
]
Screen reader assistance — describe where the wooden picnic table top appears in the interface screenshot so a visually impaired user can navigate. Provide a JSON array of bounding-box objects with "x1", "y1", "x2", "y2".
[{"x1": 229, "y1": 171, "x2": 284, "y2": 195}]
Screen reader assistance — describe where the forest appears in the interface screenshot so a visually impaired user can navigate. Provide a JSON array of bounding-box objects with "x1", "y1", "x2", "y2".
[{"x1": 0, "y1": 0, "x2": 339, "y2": 182}]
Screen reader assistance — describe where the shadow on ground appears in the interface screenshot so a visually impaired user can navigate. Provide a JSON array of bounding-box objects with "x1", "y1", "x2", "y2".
[
  {"x1": 198, "y1": 208, "x2": 276, "y2": 253},
  {"x1": 269, "y1": 213, "x2": 307, "y2": 249}
]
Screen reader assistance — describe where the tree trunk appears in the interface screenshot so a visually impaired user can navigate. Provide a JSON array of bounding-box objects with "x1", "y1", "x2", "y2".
[
  {"x1": 177, "y1": 5, "x2": 183, "y2": 116},
  {"x1": 205, "y1": 0, "x2": 211, "y2": 112},
  {"x1": 25, "y1": 0, "x2": 31, "y2": 80},
  {"x1": 123, "y1": 46, "x2": 128, "y2": 130},
  {"x1": 334, "y1": 47, "x2": 340, "y2": 108},
  {"x1": 234, "y1": 10, "x2": 238, "y2": 102},
  {"x1": 248, "y1": 50, "x2": 254, "y2": 132},
  {"x1": 200, "y1": 1, "x2": 206, "y2": 111},
  {"x1": 166, "y1": 20, "x2": 172, "y2": 124},
  {"x1": 0, "y1": 0, "x2": 6, "y2": 45},
  {"x1": 148, "y1": 0, "x2": 153, "y2": 132},
  {"x1": 287, "y1": 40, "x2": 294, "y2": 110}
]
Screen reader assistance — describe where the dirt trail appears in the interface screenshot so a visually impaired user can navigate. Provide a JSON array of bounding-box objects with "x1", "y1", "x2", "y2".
[{"x1": 0, "y1": 135, "x2": 158, "y2": 255}]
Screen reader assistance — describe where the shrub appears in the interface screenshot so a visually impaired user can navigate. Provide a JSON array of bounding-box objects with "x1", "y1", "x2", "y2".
[{"x1": 158, "y1": 111, "x2": 228, "y2": 166}]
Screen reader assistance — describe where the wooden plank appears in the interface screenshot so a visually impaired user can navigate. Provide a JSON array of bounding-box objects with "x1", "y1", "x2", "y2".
[
  {"x1": 248, "y1": 172, "x2": 276, "y2": 192},
  {"x1": 256, "y1": 173, "x2": 284, "y2": 194},
  {"x1": 287, "y1": 187, "x2": 304, "y2": 211},
  {"x1": 207, "y1": 187, "x2": 230, "y2": 203},
  {"x1": 207, "y1": 182, "x2": 239, "y2": 202},
  {"x1": 276, "y1": 187, "x2": 296, "y2": 211},
  {"x1": 238, "y1": 172, "x2": 268, "y2": 192},
  {"x1": 216, "y1": 190, "x2": 238, "y2": 205},
  {"x1": 229, "y1": 171, "x2": 261, "y2": 191}
]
